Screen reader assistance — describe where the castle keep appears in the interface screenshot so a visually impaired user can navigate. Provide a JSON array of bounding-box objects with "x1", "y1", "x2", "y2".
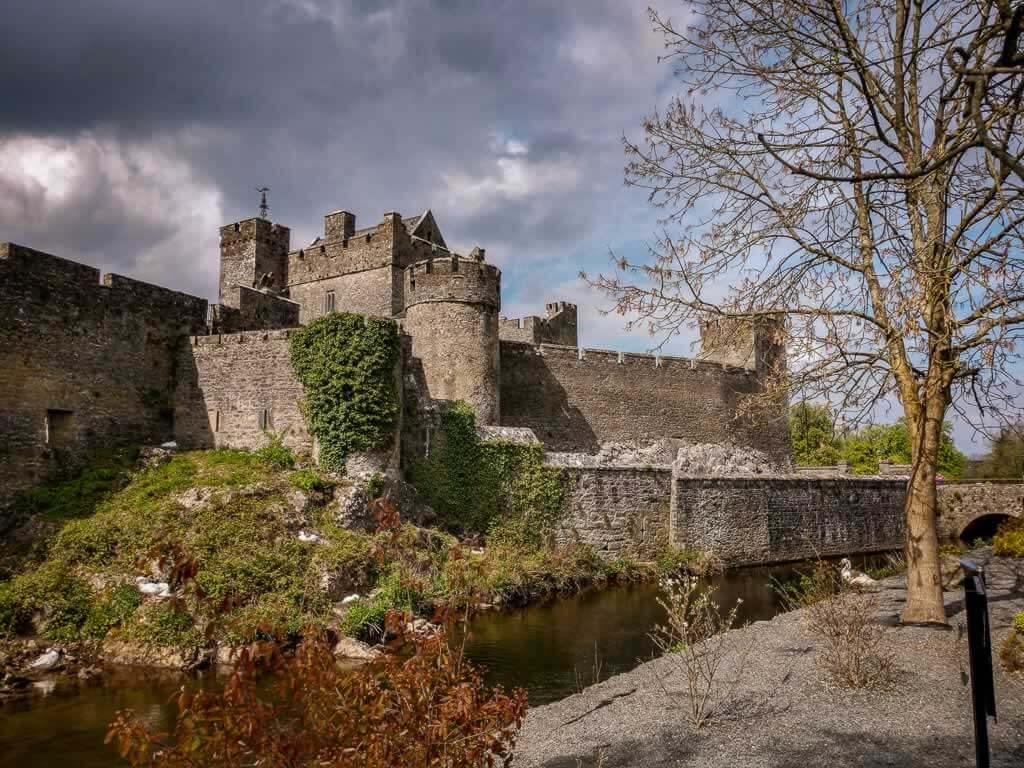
[{"x1": 5, "y1": 204, "x2": 910, "y2": 565}]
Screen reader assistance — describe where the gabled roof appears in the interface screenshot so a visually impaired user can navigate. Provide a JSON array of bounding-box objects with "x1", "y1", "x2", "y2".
[{"x1": 406, "y1": 209, "x2": 447, "y2": 248}]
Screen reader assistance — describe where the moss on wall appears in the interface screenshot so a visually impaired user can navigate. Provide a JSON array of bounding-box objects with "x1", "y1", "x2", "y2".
[{"x1": 411, "y1": 401, "x2": 565, "y2": 546}]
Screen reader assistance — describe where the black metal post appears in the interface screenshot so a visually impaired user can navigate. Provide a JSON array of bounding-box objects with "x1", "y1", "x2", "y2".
[{"x1": 961, "y1": 558, "x2": 996, "y2": 768}]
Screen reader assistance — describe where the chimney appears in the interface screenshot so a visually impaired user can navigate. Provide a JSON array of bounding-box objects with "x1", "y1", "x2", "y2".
[{"x1": 325, "y1": 210, "x2": 356, "y2": 241}]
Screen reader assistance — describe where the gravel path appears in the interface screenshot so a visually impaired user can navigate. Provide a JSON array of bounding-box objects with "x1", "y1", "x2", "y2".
[{"x1": 515, "y1": 553, "x2": 1024, "y2": 767}]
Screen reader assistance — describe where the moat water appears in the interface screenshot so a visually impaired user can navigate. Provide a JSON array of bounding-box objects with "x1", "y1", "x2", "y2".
[{"x1": 0, "y1": 557, "x2": 886, "y2": 766}]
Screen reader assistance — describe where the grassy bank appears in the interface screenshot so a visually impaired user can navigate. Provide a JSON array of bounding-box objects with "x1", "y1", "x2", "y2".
[{"x1": 0, "y1": 447, "x2": 649, "y2": 659}]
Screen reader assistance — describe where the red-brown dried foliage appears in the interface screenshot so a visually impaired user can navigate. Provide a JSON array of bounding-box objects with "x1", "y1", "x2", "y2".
[{"x1": 107, "y1": 631, "x2": 527, "y2": 767}]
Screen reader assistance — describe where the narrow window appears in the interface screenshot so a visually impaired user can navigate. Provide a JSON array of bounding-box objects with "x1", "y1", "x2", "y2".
[
  {"x1": 259, "y1": 408, "x2": 272, "y2": 431},
  {"x1": 45, "y1": 409, "x2": 74, "y2": 447},
  {"x1": 209, "y1": 409, "x2": 221, "y2": 433},
  {"x1": 324, "y1": 290, "x2": 336, "y2": 314}
]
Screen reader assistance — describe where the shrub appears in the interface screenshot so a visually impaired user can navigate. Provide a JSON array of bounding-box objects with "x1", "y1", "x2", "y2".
[
  {"x1": 288, "y1": 468, "x2": 332, "y2": 493},
  {"x1": 218, "y1": 594, "x2": 311, "y2": 646},
  {"x1": 1014, "y1": 611, "x2": 1024, "y2": 635},
  {"x1": 1001, "y1": 631, "x2": 1024, "y2": 674},
  {"x1": 129, "y1": 603, "x2": 201, "y2": 650},
  {"x1": 864, "y1": 552, "x2": 907, "y2": 581},
  {"x1": 49, "y1": 516, "x2": 121, "y2": 567},
  {"x1": 255, "y1": 434, "x2": 295, "y2": 470},
  {"x1": 648, "y1": 575, "x2": 747, "y2": 728},
  {"x1": 339, "y1": 570, "x2": 425, "y2": 641},
  {"x1": 804, "y1": 590, "x2": 895, "y2": 689},
  {"x1": 656, "y1": 546, "x2": 723, "y2": 577},
  {"x1": 365, "y1": 471, "x2": 385, "y2": 499},
  {"x1": 772, "y1": 560, "x2": 844, "y2": 611},
  {"x1": 83, "y1": 584, "x2": 142, "y2": 640},
  {"x1": 107, "y1": 632, "x2": 527, "y2": 768},
  {"x1": 993, "y1": 518, "x2": 1024, "y2": 557},
  {"x1": 0, "y1": 561, "x2": 93, "y2": 641}
]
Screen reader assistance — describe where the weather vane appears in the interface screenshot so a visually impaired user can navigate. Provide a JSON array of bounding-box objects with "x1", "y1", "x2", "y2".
[{"x1": 257, "y1": 187, "x2": 270, "y2": 219}]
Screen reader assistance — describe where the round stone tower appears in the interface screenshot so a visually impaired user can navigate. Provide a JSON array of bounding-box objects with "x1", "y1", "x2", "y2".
[{"x1": 402, "y1": 253, "x2": 501, "y2": 425}]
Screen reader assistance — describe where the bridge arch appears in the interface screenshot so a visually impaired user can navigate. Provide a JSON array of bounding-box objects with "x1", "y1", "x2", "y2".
[
  {"x1": 959, "y1": 512, "x2": 1015, "y2": 544},
  {"x1": 937, "y1": 483, "x2": 1024, "y2": 542}
]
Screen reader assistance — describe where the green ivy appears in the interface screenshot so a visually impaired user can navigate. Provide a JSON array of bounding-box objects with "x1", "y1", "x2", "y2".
[
  {"x1": 288, "y1": 313, "x2": 401, "y2": 472},
  {"x1": 411, "y1": 402, "x2": 565, "y2": 547}
]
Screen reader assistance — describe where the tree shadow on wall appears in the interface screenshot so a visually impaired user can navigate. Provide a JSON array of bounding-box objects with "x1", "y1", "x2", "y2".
[
  {"x1": 173, "y1": 342, "x2": 215, "y2": 450},
  {"x1": 498, "y1": 354, "x2": 598, "y2": 452}
]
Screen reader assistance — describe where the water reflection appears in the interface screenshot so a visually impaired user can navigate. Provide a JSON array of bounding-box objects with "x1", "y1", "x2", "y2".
[{"x1": 454, "y1": 562, "x2": 803, "y2": 704}]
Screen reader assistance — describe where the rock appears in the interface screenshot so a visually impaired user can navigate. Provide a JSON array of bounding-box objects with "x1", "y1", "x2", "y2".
[
  {"x1": 77, "y1": 666, "x2": 101, "y2": 680},
  {"x1": 160, "y1": 441, "x2": 178, "y2": 449},
  {"x1": 341, "y1": 594, "x2": 361, "y2": 605},
  {"x1": 320, "y1": 568, "x2": 369, "y2": 602},
  {"x1": 139, "y1": 445, "x2": 177, "y2": 468},
  {"x1": 102, "y1": 639, "x2": 198, "y2": 670},
  {"x1": 405, "y1": 618, "x2": 440, "y2": 638},
  {"x1": 27, "y1": 649, "x2": 61, "y2": 672},
  {"x1": 297, "y1": 530, "x2": 322, "y2": 543},
  {"x1": 135, "y1": 576, "x2": 172, "y2": 599},
  {"x1": 174, "y1": 487, "x2": 215, "y2": 511},
  {"x1": 333, "y1": 636, "x2": 382, "y2": 661},
  {"x1": 331, "y1": 484, "x2": 373, "y2": 531},
  {"x1": 214, "y1": 644, "x2": 238, "y2": 667},
  {"x1": 383, "y1": 478, "x2": 437, "y2": 528},
  {"x1": 344, "y1": 447, "x2": 397, "y2": 482},
  {"x1": 671, "y1": 442, "x2": 779, "y2": 476},
  {"x1": 544, "y1": 439, "x2": 783, "y2": 475}
]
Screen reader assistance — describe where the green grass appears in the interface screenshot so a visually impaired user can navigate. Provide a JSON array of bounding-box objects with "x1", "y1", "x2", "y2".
[{"x1": 3, "y1": 446, "x2": 656, "y2": 653}]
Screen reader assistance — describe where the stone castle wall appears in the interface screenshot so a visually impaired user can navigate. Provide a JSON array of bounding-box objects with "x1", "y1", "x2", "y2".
[
  {"x1": 0, "y1": 243, "x2": 207, "y2": 521},
  {"x1": 499, "y1": 341, "x2": 791, "y2": 462},
  {"x1": 555, "y1": 465, "x2": 672, "y2": 558},
  {"x1": 670, "y1": 476, "x2": 906, "y2": 564},
  {"x1": 174, "y1": 330, "x2": 312, "y2": 454}
]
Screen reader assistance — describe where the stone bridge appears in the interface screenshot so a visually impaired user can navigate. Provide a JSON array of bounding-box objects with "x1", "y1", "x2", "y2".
[{"x1": 937, "y1": 483, "x2": 1024, "y2": 541}]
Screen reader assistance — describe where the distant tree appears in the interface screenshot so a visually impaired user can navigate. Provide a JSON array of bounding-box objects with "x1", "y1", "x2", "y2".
[
  {"x1": 977, "y1": 425, "x2": 1024, "y2": 478},
  {"x1": 592, "y1": 1, "x2": 1024, "y2": 623},
  {"x1": 789, "y1": 403, "x2": 843, "y2": 466},
  {"x1": 841, "y1": 420, "x2": 967, "y2": 479}
]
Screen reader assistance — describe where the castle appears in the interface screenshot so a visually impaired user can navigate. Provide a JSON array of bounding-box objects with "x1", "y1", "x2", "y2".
[{"x1": 0, "y1": 205, "x2": 792, "y2": 525}]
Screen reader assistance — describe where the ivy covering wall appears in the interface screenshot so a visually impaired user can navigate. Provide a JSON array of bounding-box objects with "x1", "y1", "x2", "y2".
[
  {"x1": 288, "y1": 313, "x2": 400, "y2": 472},
  {"x1": 411, "y1": 402, "x2": 565, "y2": 546}
]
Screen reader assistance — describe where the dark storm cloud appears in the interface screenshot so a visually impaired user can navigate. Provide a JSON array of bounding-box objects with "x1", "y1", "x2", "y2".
[{"x1": 0, "y1": 0, "x2": 667, "y2": 305}]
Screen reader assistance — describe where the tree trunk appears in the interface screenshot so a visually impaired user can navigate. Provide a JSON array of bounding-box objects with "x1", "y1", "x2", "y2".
[{"x1": 900, "y1": 409, "x2": 947, "y2": 625}]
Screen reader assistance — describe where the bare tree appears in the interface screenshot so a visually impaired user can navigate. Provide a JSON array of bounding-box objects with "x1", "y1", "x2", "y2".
[{"x1": 590, "y1": 1, "x2": 1024, "y2": 623}]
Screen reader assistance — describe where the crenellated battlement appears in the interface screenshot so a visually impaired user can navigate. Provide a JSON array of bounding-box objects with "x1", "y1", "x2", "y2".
[
  {"x1": 191, "y1": 328, "x2": 298, "y2": 346},
  {"x1": 498, "y1": 339, "x2": 757, "y2": 377},
  {"x1": 1, "y1": 242, "x2": 208, "y2": 322},
  {"x1": 403, "y1": 256, "x2": 501, "y2": 311},
  {"x1": 500, "y1": 301, "x2": 578, "y2": 346}
]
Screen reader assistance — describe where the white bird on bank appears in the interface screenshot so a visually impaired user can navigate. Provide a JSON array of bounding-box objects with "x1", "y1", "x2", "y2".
[
  {"x1": 135, "y1": 576, "x2": 172, "y2": 599},
  {"x1": 839, "y1": 558, "x2": 880, "y2": 590}
]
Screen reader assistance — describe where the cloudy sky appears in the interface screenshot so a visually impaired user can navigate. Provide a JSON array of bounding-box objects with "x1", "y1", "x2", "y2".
[{"x1": 0, "y1": 0, "x2": 689, "y2": 354}]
